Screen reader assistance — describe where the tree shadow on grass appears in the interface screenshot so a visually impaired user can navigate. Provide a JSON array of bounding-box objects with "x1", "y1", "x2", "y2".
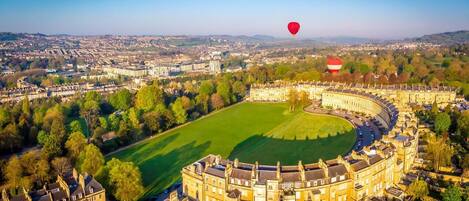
[
  {"x1": 228, "y1": 131, "x2": 355, "y2": 165},
  {"x1": 137, "y1": 140, "x2": 211, "y2": 199},
  {"x1": 108, "y1": 133, "x2": 180, "y2": 162}
]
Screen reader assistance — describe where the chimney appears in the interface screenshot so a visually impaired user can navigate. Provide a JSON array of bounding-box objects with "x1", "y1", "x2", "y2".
[
  {"x1": 234, "y1": 158, "x2": 239, "y2": 168},
  {"x1": 251, "y1": 161, "x2": 258, "y2": 179},
  {"x1": 79, "y1": 174, "x2": 85, "y2": 190},
  {"x1": 276, "y1": 161, "x2": 281, "y2": 180},
  {"x1": 298, "y1": 161, "x2": 305, "y2": 181},
  {"x1": 72, "y1": 168, "x2": 79, "y2": 180},
  {"x1": 318, "y1": 159, "x2": 329, "y2": 178}
]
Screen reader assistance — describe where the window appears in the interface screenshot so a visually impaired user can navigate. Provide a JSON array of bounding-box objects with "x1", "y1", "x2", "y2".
[
  {"x1": 78, "y1": 193, "x2": 82, "y2": 199},
  {"x1": 331, "y1": 177, "x2": 336, "y2": 183},
  {"x1": 72, "y1": 196, "x2": 76, "y2": 201}
]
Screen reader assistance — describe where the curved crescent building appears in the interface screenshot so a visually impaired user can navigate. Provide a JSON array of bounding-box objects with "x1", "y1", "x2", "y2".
[{"x1": 181, "y1": 82, "x2": 457, "y2": 201}]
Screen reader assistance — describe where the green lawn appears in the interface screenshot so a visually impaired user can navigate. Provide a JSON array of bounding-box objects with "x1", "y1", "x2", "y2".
[{"x1": 108, "y1": 102, "x2": 356, "y2": 198}]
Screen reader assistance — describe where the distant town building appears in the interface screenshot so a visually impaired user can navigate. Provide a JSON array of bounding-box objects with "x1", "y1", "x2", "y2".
[
  {"x1": 103, "y1": 65, "x2": 148, "y2": 77},
  {"x1": 209, "y1": 60, "x2": 221, "y2": 74}
]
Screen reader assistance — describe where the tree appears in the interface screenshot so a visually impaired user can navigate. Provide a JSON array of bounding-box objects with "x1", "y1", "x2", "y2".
[
  {"x1": 109, "y1": 89, "x2": 132, "y2": 111},
  {"x1": 195, "y1": 94, "x2": 210, "y2": 114},
  {"x1": 37, "y1": 130, "x2": 48, "y2": 145},
  {"x1": 287, "y1": 89, "x2": 299, "y2": 111},
  {"x1": 21, "y1": 97, "x2": 31, "y2": 118},
  {"x1": 135, "y1": 84, "x2": 164, "y2": 112},
  {"x1": 43, "y1": 104, "x2": 65, "y2": 131},
  {"x1": 435, "y1": 113, "x2": 451, "y2": 135},
  {"x1": 180, "y1": 96, "x2": 194, "y2": 111},
  {"x1": 216, "y1": 82, "x2": 232, "y2": 105},
  {"x1": 143, "y1": 111, "x2": 162, "y2": 134},
  {"x1": 171, "y1": 98, "x2": 187, "y2": 124},
  {"x1": 407, "y1": 179, "x2": 429, "y2": 201},
  {"x1": 232, "y1": 81, "x2": 247, "y2": 98},
  {"x1": 0, "y1": 123, "x2": 22, "y2": 152},
  {"x1": 128, "y1": 107, "x2": 141, "y2": 129},
  {"x1": 299, "y1": 91, "x2": 310, "y2": 107},
  {"x1": 33, "y1": 159, "x2": 50, "y2": 185},
  {"x1": 81, "y1": 99, "x2": 100, "y2": 132},
  {"x1": 441, "y1": 185, "x2": 462, "y2": 201},
  {"x1": 0, "y1": 107, "x2": 10, "y2": 127},
  {"x1": 457, "y1": 110, "x2": 469, "y2": 139},
  {"x1": 50, "y1": 119, "x2": 67, "y2": 144},
  {"x1": 98, "y1": 117, "x2": 109, "y2": 131},
  {"x1": 210, "y1": 93, "x2": 225, "y2": 110},
  {"x1": 199, "y1": 80, "x2": 215, "y2": 96},
  {"x1": 5, "y1": 156, "x2": 23, "y2": 190},
  {"x1": 426, "y1": 135, "x2": 454, "y2": 171},
  {"x1": 79, "y1": 144, "x2": 104, "y2": 175},
  {"x1": 65, "y1": 132, "x2": 87, "y2": 160},
  {"x1": 51, "y1": 157, "x2": 72, "y2": 176},
  {"x1": 107, "y1": 158, "x2": 144, "y2": 201},
  {"x1": 108, "y1": 114, "x2": 121, "y2": 131},
  {"x1": 42, "y1": 132, "x2": 63, "y2": 158},
  {"x1": 69, "y1": 120, "x2": 86, "y2": 135}
]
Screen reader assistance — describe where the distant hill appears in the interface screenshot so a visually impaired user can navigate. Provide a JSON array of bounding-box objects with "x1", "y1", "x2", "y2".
[
  {"x1": 0, "y1": 32, "x2": 46, "y2": 41},
  {"x1": 406, "y1": 30, "x2": 469, "y2": 45},
  {"x1": 311, "y1": 36, "x2": 382, "y2": 45},
  {"x1": 0, "y1": 32, "x2": 24, "y2": 41}
]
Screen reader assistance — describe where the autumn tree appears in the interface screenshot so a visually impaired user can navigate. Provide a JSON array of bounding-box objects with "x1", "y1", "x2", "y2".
[
  {"x1": 78, "y1": 144, "x2": 104, "y2": 175},
  {"x1": 0, "y1": 123, "x2": 22, "y2": 152},
  {"x1": 170, "y1": 98, "x2": 187, "y2": 124},
  {"x1": 65, "y1": 132, "x2": 87, "y2": 161},
  {"x1": 299, "y1": 91, "x2": 310, "y2": 107},
  {"x1": 407, "y1": 179, "x2": 429, "y2": 201},
  {"x1": 97, "y1": 158, "x2": 144, "y2": 201},
  {"x1": 287, "y1": 89, "x2": 299, "y2": 111},
  {"x1": 210, "y1": 93, "x2": 225, "y2": 110},
  {"x1": 33, "y1": 158, "x2": 50, "y2": 185},
  {"x1": 135, "y1": 83, "x2": 164, "y2": 112},
  {"x1": 232, "y1": 81, "x2": 247, "y2": 99},
  {"x1": 198, "y1": 80, "x2": 215, "y2": 96},
  {"x1": 143, "y1": 111, "x2": 163, "y2": 134},
  {"x1": 195, "y1": 94, "x2": 210, "y2": 114},
  {"x1": 51, "y1": 157, "x2": 72, "y2": 176},
  {"x1": 216, "y1": 81, "x2": 233, "y2": 105},
  {"x1": 426, "y1": 134, "x2": 454, "y2": 171},
  {"x1": 5, "y1": 156, "x2": 24, "y2": 190}
]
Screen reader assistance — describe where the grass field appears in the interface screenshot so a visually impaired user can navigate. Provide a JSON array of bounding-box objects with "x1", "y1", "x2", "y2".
[{"x1": 108, "y1": 102, "x2": 356, "y2": 198}]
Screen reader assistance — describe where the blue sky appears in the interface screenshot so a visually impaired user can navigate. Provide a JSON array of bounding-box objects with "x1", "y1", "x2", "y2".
[{"x1": 0, "y1": 0, "x2": 468, "y2": 39}]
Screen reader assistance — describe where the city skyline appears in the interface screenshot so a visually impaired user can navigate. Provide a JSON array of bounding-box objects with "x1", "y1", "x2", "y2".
[{"x1": 1, "y1": 0, "x2": 469, "y2": 39}]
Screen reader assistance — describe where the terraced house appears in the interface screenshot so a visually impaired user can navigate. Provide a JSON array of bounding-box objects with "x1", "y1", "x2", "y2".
[
  {"x1": 180, "y1": 82, "x2": 454, "y2": 201},
  {"x1": 1, "y1": 170, "x2": 105, "y2": 201}
]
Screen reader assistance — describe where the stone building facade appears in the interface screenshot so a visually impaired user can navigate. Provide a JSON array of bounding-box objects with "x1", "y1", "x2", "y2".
[
  {"x1": 1, "y1": 169, "x2": 105, "y2": 201},
  {"x1": 180, "y1": 81, "x2": 452, "y2": 201}
]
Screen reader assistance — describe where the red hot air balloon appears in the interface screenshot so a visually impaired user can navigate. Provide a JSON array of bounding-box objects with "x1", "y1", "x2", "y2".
[
  {"x1": 288, "y1": 22, "x2": 300, "y2": 36},
  {"x1": 327, "y1": 56, "x2": 342, "y2": 74}
]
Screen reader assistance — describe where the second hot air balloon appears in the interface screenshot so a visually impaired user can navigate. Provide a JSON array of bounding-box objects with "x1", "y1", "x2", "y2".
[{"x1": 288, "y1": 22, "x2": 300, "y2": 36}]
